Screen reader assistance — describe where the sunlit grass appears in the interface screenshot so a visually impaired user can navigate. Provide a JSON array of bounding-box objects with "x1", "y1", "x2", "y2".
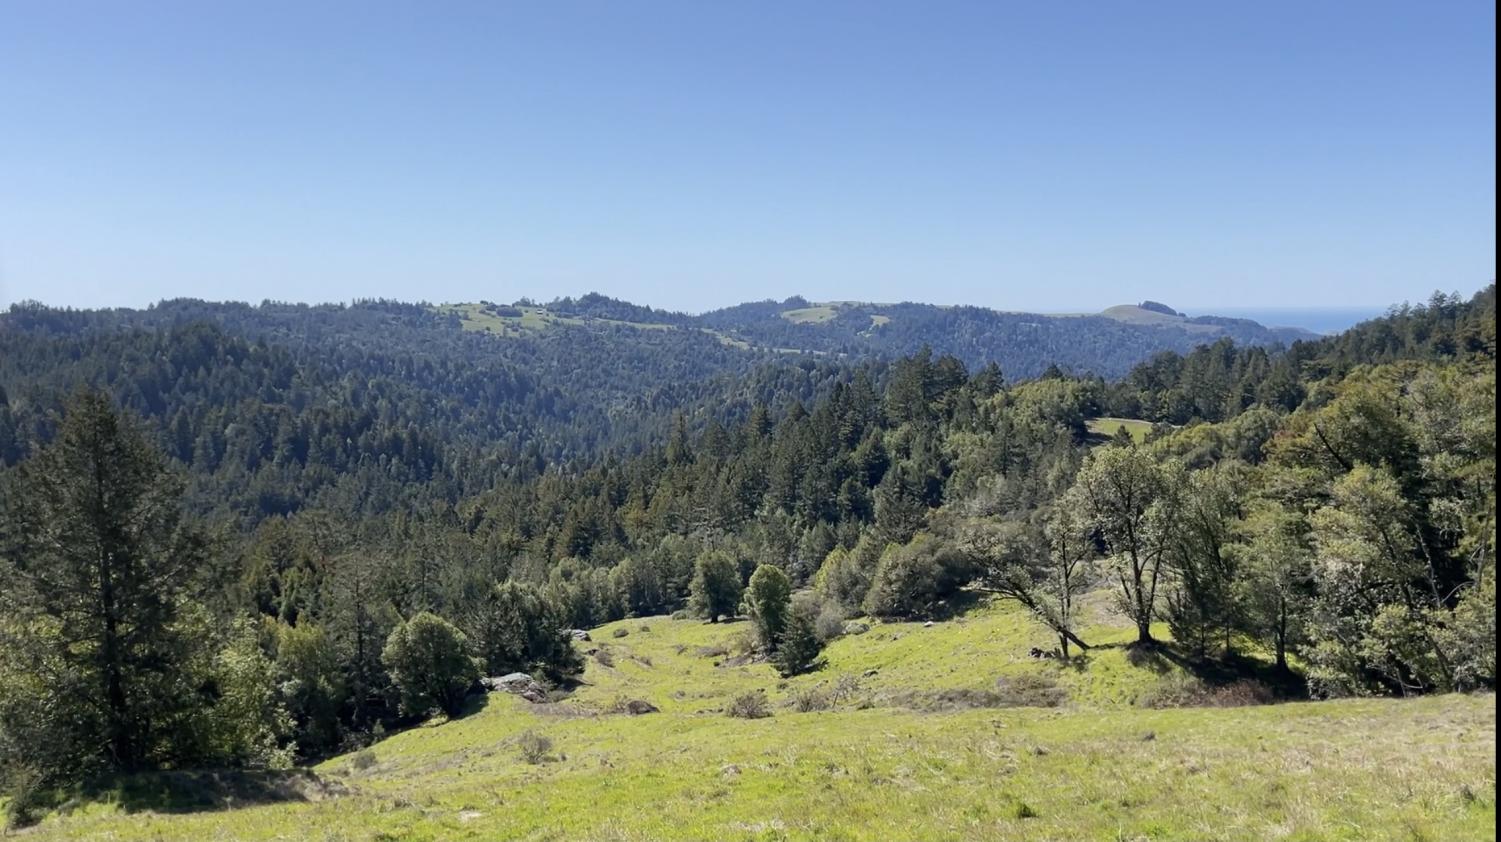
[{"x1": 23, "y1": 598, "x2": 1497, "y2": 841}]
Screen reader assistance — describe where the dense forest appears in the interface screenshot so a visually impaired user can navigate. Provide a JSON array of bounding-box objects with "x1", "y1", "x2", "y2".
[
  {"x1": 0, "y1": 285, "x2": 1493, "y2": 824},
  {"x1": 555, "y1": 291, "x2": 1319, "y2": 378}
]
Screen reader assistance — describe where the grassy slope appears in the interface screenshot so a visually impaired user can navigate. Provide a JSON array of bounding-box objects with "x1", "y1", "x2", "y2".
[
  {"x1": 437, "y1": 303, "x2": 752, "y2": 348},
  {"x1": 1101, "y1": 305, "x2": 1223, "y2": 334},
  {"x1": 25, "y1": 600, "x2": 1497, "y2": 841},
  {"x1": 1087, "y1": 416, "x2": 1155, "y2": 444}
]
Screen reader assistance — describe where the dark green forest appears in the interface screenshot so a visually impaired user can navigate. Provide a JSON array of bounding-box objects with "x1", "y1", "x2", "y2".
[{"x1": 0, "y1": 286, "x2": 1493, "y2": 823}]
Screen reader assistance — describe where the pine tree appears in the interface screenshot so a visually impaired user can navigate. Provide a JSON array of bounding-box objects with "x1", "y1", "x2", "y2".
[{"x1": 0, "y1": 391, "x2": 207, "y2": 773}]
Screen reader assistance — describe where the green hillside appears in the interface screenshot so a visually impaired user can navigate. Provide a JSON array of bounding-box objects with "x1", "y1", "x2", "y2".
[{"x1": 20, "y1": 599, "x2": 1496, "y2": 841}]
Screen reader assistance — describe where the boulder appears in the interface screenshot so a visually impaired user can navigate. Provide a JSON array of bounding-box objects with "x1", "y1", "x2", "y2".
[
  {"x1": 842, "y1": 621, "x2": 870, "y2": 636},
  {"x1": 623, "y1": 699, "x2": 659, "y2": 715},
  {"x1": 483, "y1": 672, "x2": 548, "y2": 703},
  {"x1": 570, "y1": 629, "x2": 591, "y2": 642}
]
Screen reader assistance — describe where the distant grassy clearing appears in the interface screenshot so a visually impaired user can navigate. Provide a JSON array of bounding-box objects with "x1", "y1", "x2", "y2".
[
  {"x1": 1087, "y1": 416, "x2": 1154, "y2": 444},
  {"x1": 780, "y1": 305, "x2": 839, "y2": 324},
  {"x1": 438, "y1": 303, "x2": 678, "y2": 337}
]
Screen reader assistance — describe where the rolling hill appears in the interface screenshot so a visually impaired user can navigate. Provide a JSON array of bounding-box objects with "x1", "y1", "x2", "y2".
[{"x1": 19, "y1": 596, "x2": 1495, "y2": 841}]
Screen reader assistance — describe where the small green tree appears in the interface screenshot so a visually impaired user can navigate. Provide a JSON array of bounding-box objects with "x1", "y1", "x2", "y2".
[
  {"x1": 862, "y1": 534, "x2": 971, "y2": 618},
  {"x1": 689, "y1": 550, "x2": 743, "y2": 622},
  {"x1": 207, "y1": 623, "x2": 293, "y2": 769},
  {"x1": 381, "y1": 613, "x2": 479, "y2": 718},
  {"x1": 744, "y1": 564, "x2": 793, "y2": 651},
  {"x1": 772, "y1": 604, "x2": 825, "y2": 677},
  {"x1": 814, "y1": 533, "x2": 885, "y2": 612},
  {"x1": 274, "y1": 621, "x2": 347, "y2": 756},
  {"x1": 466, "y1": 581, "x2": 581, "y2": 680}
]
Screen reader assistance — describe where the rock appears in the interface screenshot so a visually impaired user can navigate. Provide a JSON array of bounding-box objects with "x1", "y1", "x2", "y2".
[
  {"x1": 483, "y1": 672, "x2": 548, "y2": 703},
  {"x1": 611, "y1": 627, "x2": 630, "y2": 638},
  {"x1": 923, "y1": 621, "x2": 935, "y2": 628},
  {"x1": 842, "y1": 621, "x2": 870, "y2": 636},
  {"x1": 720, "y1": 764, "x2": 741, "y2": 777},
  {"x1": 623, "y1": 699, "x2": 659, "y2": 715},
  {"x1": 570, "y1": 629, "x2": 591, "y2": 642},
  {"x1": 863, "y1": 669, "x2": 879, "y2": 678}
]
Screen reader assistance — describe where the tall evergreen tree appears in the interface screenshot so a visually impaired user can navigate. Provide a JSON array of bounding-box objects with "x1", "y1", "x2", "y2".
[{"x1": 0, "y1": 391, "x2": 207, "y2": 772}]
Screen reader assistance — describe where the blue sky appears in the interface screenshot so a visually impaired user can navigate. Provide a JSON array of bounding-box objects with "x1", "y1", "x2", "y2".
[{"x1": 0, "y1": 1, "x2": 1493, "y2": 314}]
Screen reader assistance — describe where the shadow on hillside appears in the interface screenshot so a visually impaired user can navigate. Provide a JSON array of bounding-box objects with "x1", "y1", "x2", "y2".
[
  {"x1": 83, "y1": 767, "x2": 346, "y2": 815},
  {"x1": 1121, "y1": 641, "x2": 1309, "y2": 700}
]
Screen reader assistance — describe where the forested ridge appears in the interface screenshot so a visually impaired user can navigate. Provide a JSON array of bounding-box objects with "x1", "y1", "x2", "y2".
[{"x1": 0, "y1": 285, "x2": 1492, "y2": 825}]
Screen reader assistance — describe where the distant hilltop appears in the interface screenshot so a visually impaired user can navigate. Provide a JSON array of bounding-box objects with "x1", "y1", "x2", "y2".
[{"x1": 436, "y1": 293, "x2": 1323, "y2": 379}]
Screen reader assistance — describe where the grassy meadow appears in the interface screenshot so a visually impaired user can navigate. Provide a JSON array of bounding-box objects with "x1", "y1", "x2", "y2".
[
  {"x1": 1086, "y1": 416, "x2": 1156, "y2": 445},
  {"x1": 17, "y1": 599, "x2": 1495, "y2": 842}
]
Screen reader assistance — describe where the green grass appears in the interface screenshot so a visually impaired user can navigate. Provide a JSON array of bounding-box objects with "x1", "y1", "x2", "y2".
[
  {"x1": 22, "y1": 599, "x2": 1497, "y2": 841},
  {"x1": 437, "y1": 303, "x2": 679, "y2": 337},
  {"x1": 1087, "y1": 416, "x2": 1155, "y2": 444},
  {"x1": 780, "y1": 305, "x2": 840, "y2": 324},
  {"x1": 1100, "y1": 305, "x2": 1223, "y2": 334}
]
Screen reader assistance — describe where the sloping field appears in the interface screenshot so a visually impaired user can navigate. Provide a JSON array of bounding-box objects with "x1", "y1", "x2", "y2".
[{"x1": 22, "y1": 600, "x2": 1497, "y2": 842}]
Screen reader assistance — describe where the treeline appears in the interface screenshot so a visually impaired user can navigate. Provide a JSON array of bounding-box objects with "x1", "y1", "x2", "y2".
[
  {"x1": 0, "y1": 305, "x2": 865, "y2": 524},
  {"x1": 694, "y1": 297, "x2": 1314, "y2": 379},
  {"x1": 1104, "y1": 288, "x2": 1497, "y2": 425},
  {"x1": 0, "y1": 286, "x2": 1493, "y2": 824}
]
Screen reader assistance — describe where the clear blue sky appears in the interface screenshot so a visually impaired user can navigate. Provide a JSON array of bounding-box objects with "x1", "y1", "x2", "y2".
[{"x1": 1, "y1": 1, "x2": 1494, "y2": 314}]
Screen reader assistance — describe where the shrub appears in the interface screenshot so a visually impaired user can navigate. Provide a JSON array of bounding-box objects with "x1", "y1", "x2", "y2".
[
  {"x1": 381, "y1": 613, "x2": 480, "y2": 718},
  {"x1": 992, "y1": 673, "x2": 1069, "y2": 708},
  {"x1": 788, "y1": 687, "x2": 832, "y2": 712},
  {"x1": 515, "y1": 730, "x2": 553, "y2": 764},
  {"x1": 744, "y1": 564, "x2": 793, "y2": 651},
  {"x1": 689, "y1": 550, "x2": 744, "y2": 622},
  {"x1": 349, "y1": 749, "x2": 377, "y2": 771},
  {"x1": 727, "y1": 691, "x2": 772, "y2": 719},
  {"x1": 466, "y1": 581, "x2": 581, "y2": 680},
  {"x1": 816, "y1": 534, "x2": 886, "y2": 609},
  {"x1": 862, "y1": 534, "x2": 971, "y2": 618}
]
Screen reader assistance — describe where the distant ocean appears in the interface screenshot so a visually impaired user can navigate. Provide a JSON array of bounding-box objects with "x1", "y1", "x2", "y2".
[{"x1": 1184, "y1": 307, "x2": 1389, "y2": 336}]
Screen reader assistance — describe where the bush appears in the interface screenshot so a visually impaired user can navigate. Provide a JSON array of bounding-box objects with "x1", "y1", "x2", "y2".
[
  {"x1": 726, "y1": 691, "x2": 772, "y2": 719},
  {"x1": 515, "y1": 730, "x2": 553, "y2": 764},
  {"x1": 466, "y1": 581, "x2": 582, "y2": 681},
  {"x1": 788, "y1": 687, "x2": 832, "y2": 712},
  {"x1": 862, "y1": 534, "x2": 972, "y2": 618},
  {"x1": 689, "y1": 550, "x2": 744, "y2": 622},
  {"x1": 381, "y1": 613, "x2": 480, "y2": 718},
  {"x1": 349, "y1": 749, "x2": 377, "y2": 771},
  {"x1": 815, "y1": 534, "x2": 886, "y2": 609},
  {"x1": 815, "y1": 604, "x2": 847, "y2": 643},
  {"x1": 744, "y1": 564, "x2": 793, "y2": 651}
]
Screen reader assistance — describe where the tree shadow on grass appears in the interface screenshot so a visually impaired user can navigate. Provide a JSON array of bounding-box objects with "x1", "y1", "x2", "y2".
[
  {"x1": 1122, "y1": 640, "x2": 1309, "y2": 700},
  {"x1": 82, "y1": 767, "x2": 347, "y2": 815}
]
